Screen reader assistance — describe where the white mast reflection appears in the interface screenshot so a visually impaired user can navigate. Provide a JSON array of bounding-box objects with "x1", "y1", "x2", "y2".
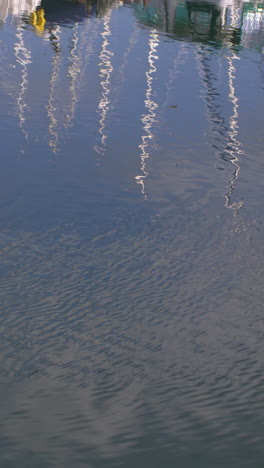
[
  {"x1": 224, "y1": 51, "x2": 243, "y2": 211},
  {"x1": 94, "y1": 10, "x2": 114, "y2": 160},
  {"x1": 65, "y1": 18, "x2": 100, "y2": 129},
  {"x1": 195, "y1": 39, "x2": 243, "y2": 214},
  {"x1": 223, "y1": 0, "x2": 244, "y2": 213},
  {"x1": 14, "y1": 23, "x2": 31, "y2": 140},
  {"x1": 0, "y1": 0, "x2": 41, "y2": 22},
  {"x1": 47, "y1": 25, "x2": 61, "y2": 152},
  {"x1": 65, "y1": 21, "x2": 79, "y2": 129},
  {"x1": 135, "y1": 28, "x2": 159, "y2": 198}
]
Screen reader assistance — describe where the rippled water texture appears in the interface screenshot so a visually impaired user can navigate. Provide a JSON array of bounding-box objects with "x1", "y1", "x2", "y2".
[{"x1": 0, "y1": 0, "x2": 264, "y2": 466}]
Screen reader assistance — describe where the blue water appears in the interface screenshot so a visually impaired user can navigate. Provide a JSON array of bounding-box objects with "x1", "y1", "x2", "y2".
[{"x1": 0, "y1": 0, "x2": 264, "y2": 466}]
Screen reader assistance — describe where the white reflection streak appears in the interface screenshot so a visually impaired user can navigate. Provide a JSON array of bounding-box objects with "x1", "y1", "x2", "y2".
[
  {"x1": 65, "y1": 22, "x2": 79, "y2": 129},
  {"x1": 229, "y1": 1, "x2": 242, "y2": 29},
  {"x1": 14, "y1": 24, "x2": 31, "y2": 140},
  {"x1": 225, "y1": 52, "x2": 243, "y2": 211},
  {"x1": 65, "y1": 19, "x2": 100, "y2": 128},
  {"x1": 224, "y1": 0, "x2": 243, "y2": 212},
  {"x1": 135, "y1": 29, "x2": 159, "y2": 198},
  {"x1": 47, "y1": 25, "x2": 61, "y2": 152},
  {"x1": 195, "y1": 45, "x2": 242, "y2": 213},
  {"x1": 94, "y1": 11, "x2": 113, "y2": 158}
]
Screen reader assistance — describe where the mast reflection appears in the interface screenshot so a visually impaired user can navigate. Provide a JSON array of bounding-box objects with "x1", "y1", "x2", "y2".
[
  {"x1": 135, "y1": 28, "x2": 159, "y2": 198},
  {"x1": 196, "y1": 44, "x2": 243, "y2": 213},
  {"x1": 225, "y1": 50, "x2": 243, "y2": 212},
  {"x1": 64, "y1": 18, "x2": 100, "y2": 129},
  {"x1": 94, "y1": 9, "x2": 114, "y2": 159},
  {"x1": 0, "y1": 0, "x2": 264, "y2": 202},
  {"x1": 65, "y1": 21, "x2": 80, "y2": 129},
  {"x1": 14, "y1": 23, "x2": 31, "y2": 141},
  {"x1": 47, "y1": 24, "x2": 61, "y2": 152}
]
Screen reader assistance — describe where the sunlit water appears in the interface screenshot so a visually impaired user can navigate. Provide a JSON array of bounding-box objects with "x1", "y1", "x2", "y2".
[{"x1": 0, "y1": 0, "x2": 264, "y2": 466}]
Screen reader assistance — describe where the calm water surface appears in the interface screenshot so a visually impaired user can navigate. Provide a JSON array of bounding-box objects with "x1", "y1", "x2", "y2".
[{"x1": 0, "y1": 0, "x2": 264, "y2": 466}]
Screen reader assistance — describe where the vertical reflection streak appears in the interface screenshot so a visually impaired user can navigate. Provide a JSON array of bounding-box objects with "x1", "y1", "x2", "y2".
[
  {"x1": 65, "y1": 19, "x2": 100, "y2": 129},
  {"x1": 225, "y1": 52, "x2": 243, "y2": 210},
  {"x1": 135, "y1": 28, "x2": 159, "y2": 198},
  {"x1": 229, "y1": 1, "x2": 242, "y2": 29},
  {"x1": 195, "y1": 46, "x2": 228, "y2": 149},
  {"x1": 65, "y1": 22, "x2": 79, "y2": 129},
  {"x1": 195, "y1": 45, "x2": 243, "y2": 213},
  {"x1": 94, "y1": 11, "x2": 113, "y2": 159},
  {"x1": 14, "y1": 23, "x2": 31, "y2": 140},
  {"x1": 47, "y1": 25, "x2": 61, "y2": 153}
]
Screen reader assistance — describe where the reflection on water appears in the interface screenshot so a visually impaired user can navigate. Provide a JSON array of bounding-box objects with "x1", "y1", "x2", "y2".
[
  {"x1": 0, "y1": 0, "x2": 40, "y2": 22},
  {"x1": 195, "y1": 45, "x2": 243, "y2": 214},
  {"x1": 47, "y1": 24, "x2": 61, "y2": 151},
  {"x1": 0, "y1": 0, "x2": 263, "y2": 201},
  {"x1": 29, "y1": 7, "x2": 46, "y2": 33},
  {"x1": 225, "y1": 50, "x2": 243, "y2": 211},
  {"x1": 94, "y1": 8, "x2": 114, "y2": 157},
  {"x1": 135, "y1": 28, "x2": 159, "y2": 196},
  {"x1": 14, "y1": 23, "x2": 32, "y2": 141},
  {"x1": 65, "y1": 21, "x2": 80, "y2": 129},
  {"x1": 1, "y1": 0, "x2": 264, "y2": 466}
]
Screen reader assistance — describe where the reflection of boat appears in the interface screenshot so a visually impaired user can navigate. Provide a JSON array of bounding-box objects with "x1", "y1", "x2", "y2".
[
  {"x1": 29, "y1": 8, "x2": 46, "y2": 33},
  {"x1": 133, "y1": 0, "x2": 249, "y2": 206},
  {"x1": 40, "y1": 0, "x2": 90, "y2": 23},
  {"x1": 0, "y1": 0, "x2": 41, "y2": 22},
  {"x1": 134, "y1": 0, "x2": 264, "y2": 50},
  {"x1": 40, "y1": 0, "x2": 119, "y2": 23}
]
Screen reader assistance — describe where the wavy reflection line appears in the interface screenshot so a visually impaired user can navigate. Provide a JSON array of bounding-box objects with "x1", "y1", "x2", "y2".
[
  {"x1": 224, "y1": 51, "x2": 243, "y2": 211},
  {"x1": 195, "y1": 46, "x2": 243, "y2": 213},
  {"x1": 14, "y1": 23, "x2": 31, "y2": 140},
  {"x1": 195, "y1": 47, "x2": 229, "y2": 153},
  {"x1": 65, "y1": 19, "x2": 100, "y2": 129},
  {"x1": 94, "y1": 11, "x2": 114, "y2": 159},
  {"x1": 65, "y1": 22, "x2": 79, "y2": 129},
  {"x1": 229, "y1": 0, "x2": 242, "y2": 30},
  {"x1": 135, "y1": 28, "x2": 159, "y2": 198},
  {"x1": 216, "y1": 1, "x2": 243, "y2": 213},
  {"x1": 47, "y1": 25, "x2": 61, "y2": 153}
]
